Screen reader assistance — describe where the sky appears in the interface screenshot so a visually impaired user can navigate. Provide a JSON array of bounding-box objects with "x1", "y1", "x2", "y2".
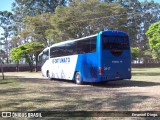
[
  {"x1": 0, "y1": 0, "x2": 15, "y2": 12},
  {"x1": 0, "y1": 0, "x2": 14, "y2": 38}
]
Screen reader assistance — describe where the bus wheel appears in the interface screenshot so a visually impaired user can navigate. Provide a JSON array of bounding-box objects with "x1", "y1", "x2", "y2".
[
  {"x1": 47, "y1": 71, "x2": 53, "y2": 80},
  {"x1": 75, "y1": 72, "x2": 83, "y2": 85}
]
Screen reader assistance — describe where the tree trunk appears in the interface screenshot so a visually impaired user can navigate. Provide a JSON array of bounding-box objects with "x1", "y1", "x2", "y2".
[
  {"x1": 16, "y1": 61, "x2": 19, "y2": 72},
  {"x1": 35, "y1": 54, "x2": 38, "y2": 72},
  {"x1": 1, "y1": 61, "x2": 4, "y2": 80}
]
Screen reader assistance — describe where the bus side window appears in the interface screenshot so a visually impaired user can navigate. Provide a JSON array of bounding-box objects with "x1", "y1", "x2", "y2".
[
  {"x1": 90, "y1": 36, "x2": 96, "y2": 52},
  {"x1": 42, "y1": 49, "x2": 49, "y2": 63},
  {"x1": 38, "y1": 53, "x2": 43, "y2": 63},
  {"x1": 77, "y1": 37, "x2": 96, "y2": 54},
  {"x1": 65, "y1": 42, "x2": 77, "y2": 55},
  {"x1": 77, "y1": 39, "x2": 90, "y2": 54},
  {"x1": 56, "y1": 46, "x2": 66, "y2": 57},
  {"x1": 50, "y1": 45, "x2": 66, "y2": 58},
  {"x1": 50, "y1": 47, "x2": 56, "y2": 58}
]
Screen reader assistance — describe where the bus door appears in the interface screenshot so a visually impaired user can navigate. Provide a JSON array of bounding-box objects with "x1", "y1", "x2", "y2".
[{"x1": 101, "y1": 35, "x2": 131, "y2": 80}]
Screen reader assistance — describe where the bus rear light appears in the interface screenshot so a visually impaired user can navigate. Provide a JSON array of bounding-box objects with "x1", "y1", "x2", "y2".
[{"x1": 99, "y1": 67, "x2": 103, "y2": 75}]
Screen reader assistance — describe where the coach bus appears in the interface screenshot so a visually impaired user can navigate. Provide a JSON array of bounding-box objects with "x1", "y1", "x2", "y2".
[{"x1": 38, "y1": 30, "x2": 131, "y2": 85}]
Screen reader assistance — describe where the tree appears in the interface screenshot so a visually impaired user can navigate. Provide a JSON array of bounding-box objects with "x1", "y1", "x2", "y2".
[
  {"x1": 10, "y1": 36, "x2": 23, "y2": 48},
  {"x1": 12, "y1": 0, "x2": 67, "y2": 16},
  {"x1": 146, "y1": 22, "x2": 160, "y2": 61},
  {"x1": 138, "y1": 0, "x2": 160, "y2": 58},
  {"x1": 131, "y1": 47, "x2": 140, "y2": 62},
  {"x1": 10, "y1": 46, "x2": 23, "y2": 71},
  {"x1": 0, "y1": 49, "x2": 5, "y2": 79},
  {"x1": 19, "y1": 13, "x2": 54, "y2": 46},
  {"x1": 11, "y1": 0, "x2": 67, "y2": 38},
  {"x1": 10, "y1": 42, "x2": 44, "y2": 72},
  {"x1": 24, "y1": 42, "x2": 45, "y2": 72},
  {"x1": 52, "y1": 0, "x2": 127, "y2": 40},
  {"x1": 0, "y1": 49, "x2": 5, "y2": 59},
  {"x1": 0, "y1": 11, "x2": 14, "y2": 63}
]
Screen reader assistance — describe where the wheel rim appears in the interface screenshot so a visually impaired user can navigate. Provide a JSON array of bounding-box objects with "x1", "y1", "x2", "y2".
[{"x1": 76, "y1": 73, "x2": 81, "y2": 84}]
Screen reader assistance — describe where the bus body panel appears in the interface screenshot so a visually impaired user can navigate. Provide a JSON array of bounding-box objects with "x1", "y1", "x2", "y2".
[
  {"x1": 39, "y1": 30, "x2": 132, "y2": 83},
  {"x1": 41, "y1": 53, "x2": 99, "y2": 82},
  {"x1": 75, "y1": 52, "x2": 98, "y2": 82},
  {"x1": 42, "y1": 55, "x2": 78, "y2": 80},
  {"x1": 101, "y1": 50, "x2": 131, "y2": 81},
  {"x1": 100, "y1": 31, "x2": 131, "y2": 81}
]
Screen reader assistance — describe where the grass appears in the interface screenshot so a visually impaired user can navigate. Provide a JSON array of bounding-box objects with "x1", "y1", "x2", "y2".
[
  {"x1": 132, "y1": 68, "x2": 160, "y2": 76},
  {"x1": 0, "y1": 68, "x2": 160, "y2": 119},
  {"x1": 132, "y1": 68, "x2": 160, "y2": 81}
]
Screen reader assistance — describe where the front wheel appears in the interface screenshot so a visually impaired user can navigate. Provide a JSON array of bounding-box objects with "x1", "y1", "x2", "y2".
[
  {"x1": 75, "y1": 72, "x2": 83, "y2": 85},
  {"x1": 47, "y1": 71, "x2": 53, "y2": 80}
]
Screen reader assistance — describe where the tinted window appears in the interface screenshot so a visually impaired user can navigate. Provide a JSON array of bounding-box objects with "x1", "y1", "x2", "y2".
[
  {"x1": 50, "y1": 45, "x2": 66, "y2": 58},
  {"x1": 102, "y1": 35, "x2": 129, "y2": 50},
  {"x1": 65, "y1": 41, "x2": 77, "y2": 55},
  {"x1": 55, "y1": 45, "x2": 66, "y2": 57},
  {"x1": 90, "y1": 37, "x2": 96, "y2": 52},
  {"x1": 77, "y1": 39, "x2": 90, "y2": 54},
  {"x1": 40, "y1": 49, "x2": 49, "y2": 64},
  {"x1": 50, "y1": 47, "x2": 57, "y2": 58},
  {"x1": 50, "y1": 36, "x2": 97, "y2": 57},
  {"x1": 76, "y1": 36, "x2": 96, "y2": 54}
]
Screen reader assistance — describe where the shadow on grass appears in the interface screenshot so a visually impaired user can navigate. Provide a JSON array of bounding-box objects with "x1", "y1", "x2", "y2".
[
  {"x1": 0, "y1": 81, "x2": 13, "y2": 84},
  {"x1": 33, "y1": 90, "x2": 152, "y2": 117},
  {"x1": 91, "y1": 79, "x2": 160, "y2": 88},
  {"x1": 1, "y1": 76, "x2": 160, "y2": 88},
  {"x1": 1, "y1": 76, "x2": 159, "y2": 114},
  {"x1": 18, "y1": 77, "x2": 160, "y2": 88},
  {"x1": 50, "y1": 78, "x2": 74, "y2": 83},
  {"x1": 0, "y1": 87, "x2": 26, "y2": 95}
]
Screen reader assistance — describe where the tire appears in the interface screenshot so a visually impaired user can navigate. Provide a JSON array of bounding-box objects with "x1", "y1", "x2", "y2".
[
  {"x1": 47, "y1": 71, "x2": 53, "y2": 80},
  {"x1": 75, "y1": 72, "x2": 83, "y2": 85}
]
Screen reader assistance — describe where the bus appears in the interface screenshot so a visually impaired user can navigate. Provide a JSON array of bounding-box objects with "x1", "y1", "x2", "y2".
[{"x1": 38, "y1": 30, "x2": 131, "y2": 85}]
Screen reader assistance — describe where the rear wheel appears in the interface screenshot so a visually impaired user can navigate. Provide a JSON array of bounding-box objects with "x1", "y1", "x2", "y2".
[{"x1": 75, "y1": 72, "x2": 83, "y2": 85}]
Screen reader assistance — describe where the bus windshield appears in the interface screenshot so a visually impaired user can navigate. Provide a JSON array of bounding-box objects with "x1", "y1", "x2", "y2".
[{"x1": 102, "y1": 35, "x2": 129, "y2": 50}]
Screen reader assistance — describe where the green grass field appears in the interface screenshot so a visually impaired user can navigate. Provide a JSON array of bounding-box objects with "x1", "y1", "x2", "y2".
[
  {"x1": 132, "y1": 68, "x2": 160, "y2": 81},
  {"x1": 132, "y1": 68, "x2": 160, "y2": 76}
]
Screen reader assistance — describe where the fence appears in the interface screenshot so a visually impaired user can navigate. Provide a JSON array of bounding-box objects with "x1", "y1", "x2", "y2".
[{"x1": 0, "y1": 64, "x2": 41, "y2": 72}]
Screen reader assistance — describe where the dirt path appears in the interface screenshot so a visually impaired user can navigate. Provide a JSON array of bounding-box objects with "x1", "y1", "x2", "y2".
[{"x1": 4, "y1": 72, "x2": 44, "y2": 78}]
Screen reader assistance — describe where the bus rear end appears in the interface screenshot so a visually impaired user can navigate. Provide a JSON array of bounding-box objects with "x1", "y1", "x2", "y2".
[{"x1": 98, "y1": 30, "x2": 131, "y2": 81}]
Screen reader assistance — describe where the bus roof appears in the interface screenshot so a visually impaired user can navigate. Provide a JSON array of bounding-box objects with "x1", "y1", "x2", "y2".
[
  {"x1": 49, "y1": 30, "x2": 128, "y2": 48},
  {"x1": 50, "y1": 34, "x2": 97, "y2": 48}
]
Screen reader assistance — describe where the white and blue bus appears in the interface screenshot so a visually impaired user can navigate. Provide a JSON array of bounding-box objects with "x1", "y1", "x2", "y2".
[{"x1": 38, "y1": 30, "x2": 131, "y2": 85}]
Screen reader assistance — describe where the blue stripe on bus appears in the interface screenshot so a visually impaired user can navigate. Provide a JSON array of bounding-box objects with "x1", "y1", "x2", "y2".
[{"x1": 74, "y1": 53, "x2": 99, "y2": 82}]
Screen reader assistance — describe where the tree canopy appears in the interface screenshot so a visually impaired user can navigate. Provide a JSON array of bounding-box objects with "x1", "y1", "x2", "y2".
[
  {"x1": 0, "y1": 11, "x2": 14, "y2": 63},
  {"x1": 51, "y1": 0, "x2": 127, "y2": 40},
  {"x1": 146, "y1": 22, "x2": 160, "y2": 60},
  {"x1": 10, "y1": 42, "x2": 44, "y2": 71}
]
